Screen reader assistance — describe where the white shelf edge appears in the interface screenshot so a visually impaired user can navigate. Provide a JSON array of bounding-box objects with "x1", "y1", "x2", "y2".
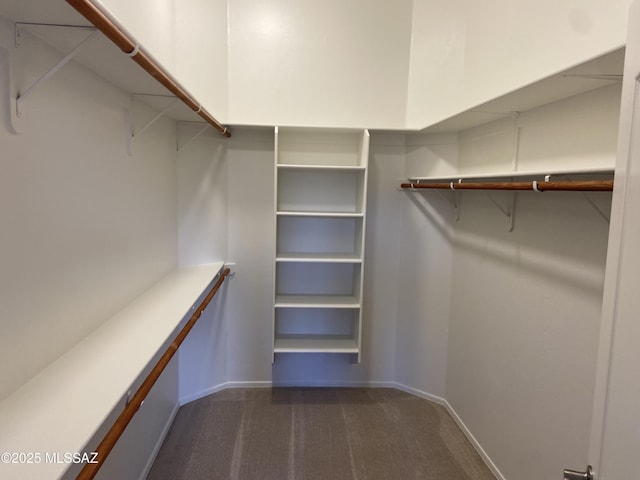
[
  {"x1": 276, "y1": 253, "x2": 362, "y2": 263},
  {"x1": 277, "y1": 164, "x2": 366, "y2": 171},
  {"x1": 273, "y1": 336, "x2": 359, "y2": 353},
  {"x1": 275, "y1": 294, "x2": 361, "y2": 309},
  {"x1": 417, "y1": 49, "x2": 624, "y2": 134},
  {"x1": 276, "y1": 125, "x2": 367, "y2": 134},
  {"x1": 276, "y1": 211, "x2": 364, "y2": 218},
  {"x1": 407, "y1": 166, "x2": 614, "y2": 182}
]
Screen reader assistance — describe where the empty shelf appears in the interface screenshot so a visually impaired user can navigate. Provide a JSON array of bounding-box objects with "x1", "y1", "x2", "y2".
[
  {"x1": 277, "y1": 211, "x2": 364, "y2": 218},
  {"x1": 274, "y1": 335, "x2": 359, "y2": 353},
  {"x1": 277, "y1": 164, "x2": 366, "y2": 172},
  {"x1": 275, "y1": 295, "x2": 361, "y2": 308},
  {"x1": 276, "y1": 253, "x2": 362, "y2": 263}
]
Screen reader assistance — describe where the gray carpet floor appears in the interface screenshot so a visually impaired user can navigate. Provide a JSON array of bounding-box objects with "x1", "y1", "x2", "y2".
[{"x1": 146, "y1": 388, "x2": 496, "y2": 480}]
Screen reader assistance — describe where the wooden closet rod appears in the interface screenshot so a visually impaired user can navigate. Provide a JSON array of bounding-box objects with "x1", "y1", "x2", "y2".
[
  {"x1": 400, "y1": 180, "x2": 614, "y2": 192},
  {"x1": 65, "y1": 0, "x2": 231, "y2": 138},
  {"x1": 76, "y1": 267, "x2": 231, "y2": 480}
]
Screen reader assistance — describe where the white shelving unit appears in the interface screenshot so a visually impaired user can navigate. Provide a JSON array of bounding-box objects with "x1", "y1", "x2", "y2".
[{"x1": 273, "y1": 127, "x2": 369, "y2": 360}]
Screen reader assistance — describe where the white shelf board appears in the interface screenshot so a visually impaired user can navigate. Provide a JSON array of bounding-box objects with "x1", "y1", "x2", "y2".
[
  {"x1": 277, "y1": 210, "x2": 364, "y2": 218},
  {"x1": 408, "y1": 165, "x2": 615, "y2": 182},
  {"x1": 276, "y1": 252, "x2": 362, "y2": 263},
  {"x1": 420, "y1": 48, "x2": 625, "y2": 134},
  {"x1": 277, "y1": 164, "x2": 366, "y2": 172},
  {"x1": 274, "y1": 335, "x2": 359, "y2": 353},
  {"x1": 13, "y1": 10, "x2": 205, "y2": 124},
  {"x1": 275, "y1": 294, "x2": 361, "y2": 309},
  {"x1": 0, "y1": 262, "x2": 225, "y2": 480}
]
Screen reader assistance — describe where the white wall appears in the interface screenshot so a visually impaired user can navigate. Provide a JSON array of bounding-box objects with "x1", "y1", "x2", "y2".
[
  {"x1": 0, "y1": 18, "x2": 178, "y2": 401},
  {"x1": 95, "y1": 0, "x2": 628, "y2": 131},
  {"x1": 95, "y1": 0, "x2": 176, "y2": 71},
  {"x1": 224, "y1": 129, "x2": 276, "y2": 383},
  {"x1": 394, "y1": 149, "x2": 455, "y2": 398},
  {"x1": 97, "y1": 0, "x2": 228, "y2": 120},
  {"x1": 443, "y1": 85, "x2": 619, "y2": 480},
  {"x1": 176, "y1": 128, "x2": 230, "y2": 400},
  {"x1": 174, "y1": 0, "x2": 228, "y2": 120},
  {"x1": 406, "y1": 0, "x2": 630, "y2": 129},
  {"x1": 227, "y1": 0, "x2": 412, "y2": 128},
  {"x1": 177, "y1": 126, "x2": 228, "y2": 268},
  {"x1": 361, "y1": 136, "x2": 405, "y2": 382},
  {"x1": 97, "y1": 0, "x2": 412, "y2": 129},
  {"x1": 406, "y1": 0, "x2": 466, "y2": 130}
]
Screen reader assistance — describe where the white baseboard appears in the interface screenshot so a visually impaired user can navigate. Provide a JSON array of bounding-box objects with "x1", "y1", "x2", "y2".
[
  {"x1": 137, "y1": 401, "x2": 181, "y2": 480},
  {"x1": 179, "y1": 381, "x2": 272, "y2": 406},
  {"x1": 272, "y1": 379, "x2": 397, "y2": 388},
  {"x1": 388, "y1": 383, "x2": 504, "y2": 480},
  {"x1": 388, "y1": 381, "x2": 447, "y2": 405},
  {"x1": 442, "y1": 399, "x2": 506, "y2": 480},
  {"x1": 178, "y1": 380, "x2": 503, "y2": 480},
  {"x1": 180, "y1": 380, "x2": 397, "y2": 404}
]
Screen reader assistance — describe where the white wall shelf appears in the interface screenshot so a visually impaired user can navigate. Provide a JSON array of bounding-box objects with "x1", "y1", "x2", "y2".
[
  {"x1": 276, "y1": 253, "x2": 362, "y2": 263},
  {"x1": 421, "y1": 49, "x2": 624, "y2": 134},
  {"x1": 408, "y1": 166, "x2": 614, "y2": 182},
  {"x1": 278, "y1": 164, "x2": 366, "y2": 172},
  {"x1": 0, "y1": 262, "x2": 224, "y2": 480},
  {"x1": 276, "y1": 211, "x2": 365, "y2": 218},
  {"x1": 274, "y1": 336, "x2": 359, "y2": 354},
  {"x1": 404, "y1": 52, "x2": 621, "y2": 210},
  {"x1": 275, "y1": 294, "x2": 361, "y2": 308},
  {"x1": 273, "y1": 127, "x2": 369, "y2": 361}
]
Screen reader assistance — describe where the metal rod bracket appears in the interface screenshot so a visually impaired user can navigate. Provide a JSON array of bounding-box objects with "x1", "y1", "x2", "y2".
[
  {"x1": 223, "y1": 262, "x2": 236, "y2": 277},
  {"x1": 128, "y1": 95, "x2": 178, "y2": 155}
]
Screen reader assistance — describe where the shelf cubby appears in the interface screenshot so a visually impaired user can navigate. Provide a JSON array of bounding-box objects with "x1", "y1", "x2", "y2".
[
  {"x1": 276, "y1": 168, "x2": 365, "y2": 214},
  {"x1": 276, "y1": 216, "x2": 363, "y2": 259},
  {"x1": 276, "y1": 262, "x2": 361, "y2": 297},
  {"x1": 276, "y1": 128, "x2": 367, "y2": 167}
]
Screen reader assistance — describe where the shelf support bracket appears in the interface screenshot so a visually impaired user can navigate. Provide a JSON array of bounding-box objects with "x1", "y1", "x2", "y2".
[
  {"x1": 544, "y1": 175, "x2": 611, "y2": 225},
  {"x1": 400, "y1": 179, "x2": 460, "y2": 222},
  {"x1": 177, "y1": 122, "x2": 211, "y2": 152},
  {"x1": 128, "y1": 96, "x2": 178, "y2": 155},
  {"x1": 434, "y1": 189, "x2": 460, "y2": 222},
  {"x1": 582, "y1": 194, "x2": 611, "y2": 224},
  {"x1": 485, "y1": 190, "x2": 516, "y2": 232},
  {"x1": 552, "y1": 174, "x2": 611, "y2": 224},
  {"x1": 15, "y1": 28, "x2": 98, "y2": 120}
]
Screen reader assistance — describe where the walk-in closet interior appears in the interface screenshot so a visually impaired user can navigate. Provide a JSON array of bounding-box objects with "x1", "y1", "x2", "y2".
[{"x1": 1, "y1": 0, "x2": 640, "y2": 479}]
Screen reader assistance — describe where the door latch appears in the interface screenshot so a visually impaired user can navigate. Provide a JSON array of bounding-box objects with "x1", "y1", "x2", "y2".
[{"x1": 564, "y1": 465, "x2": 593, "y2": 480}]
